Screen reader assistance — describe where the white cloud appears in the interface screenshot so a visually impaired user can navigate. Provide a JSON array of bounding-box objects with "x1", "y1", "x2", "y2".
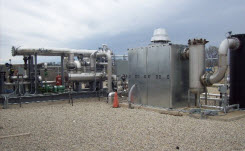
[
  {"x1": 0, "y1": 0, "x2": 245, "y2": 64},
  {"x1": 1, "y1": 0, "x2": 190, "y2": 63}
]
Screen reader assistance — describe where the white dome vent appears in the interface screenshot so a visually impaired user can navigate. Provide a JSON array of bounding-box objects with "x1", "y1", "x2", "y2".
[{"x1": 151, "y1": 28, "x2": 170, "y2": 43}]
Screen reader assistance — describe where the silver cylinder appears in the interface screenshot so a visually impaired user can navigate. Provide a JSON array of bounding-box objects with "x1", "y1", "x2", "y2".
[
  {"x1": 68, "y1": 73, "x2": 104, "y2": 82},
  {"x1": 188, "y1": 39, "x2": 208, "y2": 93}
]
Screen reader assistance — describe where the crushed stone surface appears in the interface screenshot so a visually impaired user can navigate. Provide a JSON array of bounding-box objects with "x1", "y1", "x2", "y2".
[{"x1": 1, "y1": 98, "x2": 245, "y2": 151}]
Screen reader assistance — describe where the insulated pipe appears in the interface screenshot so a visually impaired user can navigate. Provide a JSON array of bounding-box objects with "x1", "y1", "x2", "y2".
[
  {"x1": 108, "y1": 92, "x2": 115, "y2": 104},
  {"x1": 67, "y1": 53, "x2": 75, "y2": 72},
  {"x1": 201, "y1": 37, "x2": 240, "y2": 86},
  {"x1": 74, "y1": 61, "x2": 81, "y2": 74},
  {"x1": 90, "y1": 50, "x2": 113, "y2": 92},
  {"x1": 128, "y1": 84, "x2": 136, "y2": 109},
  {"x1": 12, "y1": 47, "x2": 97, "y2": 57},
  {"x1": 61, "y1": 55, "x2": 64, "y2": 86},
  {"x1": 188, "y1": 38, "x2": 208, "y2": 93},
  {"x1": 90, "y1": 51, "x2": 98, "y2": 71},
  {"x1": 10, "y1": 75, "x2": 28, "y2": 80},
  {"x1": 68, "y1": 73, "x2": 104, "y2": 81}
]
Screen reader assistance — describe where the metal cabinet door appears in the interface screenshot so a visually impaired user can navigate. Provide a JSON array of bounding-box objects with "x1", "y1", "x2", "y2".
[
  {"x1": 147, "y1": 45, "x2": 171, "y2": 108},
  {"x1": 128, "y1": 48, "x2": 138, "y2": 102},
  {"x1": 136, "y1": 47, "x2": 148, "y2": 105}
]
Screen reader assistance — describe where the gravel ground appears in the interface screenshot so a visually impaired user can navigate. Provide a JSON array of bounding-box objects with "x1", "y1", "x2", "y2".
[{"x1": 1, "y1": 98, "x2": 245, "y2": 151}]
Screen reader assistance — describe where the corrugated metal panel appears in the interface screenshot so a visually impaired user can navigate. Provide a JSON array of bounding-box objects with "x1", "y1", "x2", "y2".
[
  {"x1": 128, "y1": 44, "x2": 191, "y2": 108},
  {"x1": 147, "y1": 45, "x2": 171, "y2": 107}
]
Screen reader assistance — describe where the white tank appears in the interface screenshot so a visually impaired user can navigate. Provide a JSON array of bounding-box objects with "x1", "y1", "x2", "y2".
[
  {"x1": 151, "y1": 28, "x2": 170, "y2": 42},
  {"x1": 188, "y1": 38, "x2": 208, "y2": 93}
]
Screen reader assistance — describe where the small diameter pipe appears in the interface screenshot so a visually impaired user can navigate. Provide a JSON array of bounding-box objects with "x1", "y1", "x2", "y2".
[
  {"x1": 34, "y1": 54, "x2": 37, "y2": 94},
  {"x1": 61, "y1": 55, "x2": 64, "y2": 86},
  {"x1": 108, "y1": 92, "x2": 115, "y2": 104},
  {"x1": 128, "y1": 84, "x2": 136, "y2": 109}
]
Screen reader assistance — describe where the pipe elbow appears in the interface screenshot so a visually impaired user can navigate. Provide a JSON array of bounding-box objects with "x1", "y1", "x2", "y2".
[
  {"x1": 108, "y1": 92, "x2": 115, "y2": 104},
  {"x1": 128, "y1": 84, "x2": 136, "y2": 103},
  {"x1": 202, "y1": 37, "x2": 240, "y2": 86},
  {"x1": 181, "y1": 47, "x2": 189, "y2": 59}
]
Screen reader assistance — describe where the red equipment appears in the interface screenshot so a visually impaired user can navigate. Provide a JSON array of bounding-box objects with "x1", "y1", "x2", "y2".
[{"x1": 56, "y1": 75, "x2": 62, "y2": 86}]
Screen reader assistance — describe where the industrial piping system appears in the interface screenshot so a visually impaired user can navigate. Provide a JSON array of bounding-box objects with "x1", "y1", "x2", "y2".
[
  {"x1": 11, "y1": 45, "x2": 113, "y2": 93},
  {"x1": 186, "y1": 36, "x2": 241, "y2": 111},
  {"x1": 12, "y1": 47, "x2": 97, "y2": 57},
  {"x1": 201, "y1": 37, "x2": 240, "y2": 86}
]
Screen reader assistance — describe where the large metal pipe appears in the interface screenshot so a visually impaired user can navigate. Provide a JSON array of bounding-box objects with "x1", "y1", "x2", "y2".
[
  {"x1": 90, "y1": 51, "x2": 98, "y2": 71},
  {"x1": 201, "y1": 37, "x2": 240, "y2": 86},
  {"x1": 68, "y1": 73, "x2": 104, "y2": 82},
  {"x1": 12, "y1": 47, "x2": 97, "y2": 57},
  {"x1": 74, "y1": 60, "x2": 82, "y2": 74},
  {"x1": 90, "y1": 50, "x2": 113, "y2": 92},
  {"x1": 188, "y1": 38, "x2": 208, "y2": 93}
]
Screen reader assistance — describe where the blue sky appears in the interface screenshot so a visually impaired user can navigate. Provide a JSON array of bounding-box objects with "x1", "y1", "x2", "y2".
[{"x1": 0, "y1": 0, "x2": 245, "y2": 64}]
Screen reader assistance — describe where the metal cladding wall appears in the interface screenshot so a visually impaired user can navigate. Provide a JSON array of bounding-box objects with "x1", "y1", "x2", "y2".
[
  {"x1": 128, "y1": 44, "x2": 194, "y2": 108},
  {"x1": 230, "y1": 34, "x2": 245, "y2": 108}
]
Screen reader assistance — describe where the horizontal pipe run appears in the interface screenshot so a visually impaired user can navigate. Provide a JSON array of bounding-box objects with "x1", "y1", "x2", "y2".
[
  {"x1": 201, "y1": 105, "x2": 223, "y2": 109},
  {"x1": 10, "y1": 76, "x2": 28, "y2": 80},
  {"x1": 4, "y1": 82, "x2": 31, "y2": 85},
  {"x1": 201, "y1": 93, "x2": 230, "y2": 97},
  {"x1": 200, "y1": 97, "x2": 222, "y2": 101},
  {"x1": 41, "y1": 81, "x2": 56, "y2": 84},
  {"x1": 68, "y1": 73, "x2": 105, "y2": 82},
  {"x1": 12, "y1": 47, "x2": 97, "y2": 57}
]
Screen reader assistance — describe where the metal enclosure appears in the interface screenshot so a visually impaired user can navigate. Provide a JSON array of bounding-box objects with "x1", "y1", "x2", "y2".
[
  {"x1": 128, "y1": 44, "x2": 193, "y2": 108},
  {"x1": 230, "y1": 34, "x2": 245, "y2": 108},
  {"x1": 114, "y1": 60, "x2": 128, "y2": 77}
]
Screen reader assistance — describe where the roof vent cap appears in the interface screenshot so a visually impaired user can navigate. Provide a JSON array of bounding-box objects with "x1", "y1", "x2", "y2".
[{"x1": 151, "y1": 28, "x2": 170, "y2": 43}]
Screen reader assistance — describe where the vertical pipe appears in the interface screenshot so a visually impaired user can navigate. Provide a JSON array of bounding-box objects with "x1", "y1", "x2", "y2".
[
  {"x1": 188, "y1": 39, "x2": 208, "y2": 106},
  {"x1": 204, "y1": 87, "x2": 208, "y2": 105},
  {"x1": 28, "y1": 55, "x2": 31, "y2": 93},
  {"x1": 34, "y1": 53, "x2": 37, "y2": 94},
  {"x1": 188, "y1": 39, "x2": 207, "y2": 93},
  {"x1": 106, "y1": 51, "x2": 112, "y2": 93},
  {"x1": 61, "y1": 54, "x2": 64, "y2": 86}
]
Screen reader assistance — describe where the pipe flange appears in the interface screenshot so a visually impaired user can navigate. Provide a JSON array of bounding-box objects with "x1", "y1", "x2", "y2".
[
  {"x1": 229, "y1": 37, "x2": 240, "y2": 51},
  {"x1": 201, "y1": 73, "x2": 212, "y2": 86},
  {"x1": 66, "y1": 63, "x2": 76, "y2": 70},
  {"x1": 188, "y1": 38, "x2": 209, "y2": 45},
  {"x1": 181, "y1": 47, "x2": 189, "y2": 60}
]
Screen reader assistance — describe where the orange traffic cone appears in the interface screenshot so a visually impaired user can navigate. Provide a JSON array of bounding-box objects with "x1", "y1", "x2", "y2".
[{"x1": 113, "y1": 92, "x2": 119, "y2": 108}]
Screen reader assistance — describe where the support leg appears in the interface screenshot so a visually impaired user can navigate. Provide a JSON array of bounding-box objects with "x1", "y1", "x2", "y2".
[
  {"x1": 61, "y1": 55, "x2": 64, "y2": 86},
  {"x1": 34, "y1": 54, "x2": 37, "y2": 94},
  {"x1": 204, "y1": 87, "x2": 208, "y2": 105}
]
